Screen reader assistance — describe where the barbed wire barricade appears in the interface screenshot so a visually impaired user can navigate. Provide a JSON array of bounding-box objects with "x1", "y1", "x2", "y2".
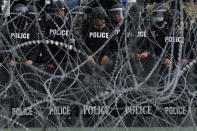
[{"x1": 0, "y1": 0, "x2": 197, "y2": 130}]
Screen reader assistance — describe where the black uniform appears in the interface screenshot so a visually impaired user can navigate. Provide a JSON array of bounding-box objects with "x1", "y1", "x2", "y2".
[
  {"x1": 148, "y1": 23, "x2": 169, "y2": 58},
  {"x1": 69, "y1": 6, "x2": 85, "y2": 35},
  {"x1": 41, "y1": 14, "x2": 77, "y2": 98},
  {"x1": 109, "y1": 21, "x2": 125, "y2": 52},
  {"x1": 166, "y1": 28, "x2": 191, "y2": 62},
  {"x1": 82, "y1": 6, "x2": 115, "y2": 63},
  {"x1": 3, "y1": 4, "x2": 41, "y2": 110},
  {"x1": 109, "y1": 4, "x2": 126, "y2": 52},
  {"x1": 136, "y1": 14, "x2": 151, "y2": 55},
  {"x1": 7, "y1": 18, "x2": 40, "y2": 62},
  {"x1": 149, "y1": 23, "x2": 194, "y2": 71},
  {"x1": 82, "y1": 23, "x2": 112, "y2": 62},
  {"x1": 185, "y1": 27, "x2": 196, "y2": 60},
  {"x1": 42, "y1": 16, "x2": 76, "y2": 66},
  {"x1": 150, "y1": 9, "x2": 193, "y2": 63},
  {"x1": 6, "y1": 4, "x2": 40, "y2": 63}
]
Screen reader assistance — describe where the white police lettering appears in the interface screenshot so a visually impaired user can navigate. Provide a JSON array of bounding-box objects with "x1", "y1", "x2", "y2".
[
  {"x1": 89, "y1": 32, "x2": 109, "y2": 38},
  {"x1": 49, "y1": 29, "x2": 69, "y2": 36},
  {"x1": 10, "y1": 33, "x2": 30, "y2": 39},
  {"x1": 164, "y1": 106, "x2": 187, "y2": 115},
  {"x1": 115, "y1": 29, "x2": 120, "y2": 35},
  {"x1": 49, "y1": 106, "x2": 71, "y2": 115},
  {"x1": 137, "y1": 31, "x2": 147, "y2": 37},
  {"x1": 12, "y1": 108, "x2": 33, "y2": 116},
  {"x1": 125, "y1": 106, "x2": 152, "y2": 115},
  {"x1": 165, "y1": 37, "x2": 184, "y2": 43},
  {"x1": 83, "y1": 106, "x2": 110, "y2": 115}
]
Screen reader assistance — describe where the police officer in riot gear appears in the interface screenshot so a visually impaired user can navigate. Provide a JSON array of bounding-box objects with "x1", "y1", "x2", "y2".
[
  {"x1": 138, "y1": 6, "x2": 168, "y2": 61},
  {"x1": 67, "y1": 6, "x2": 85, "y2": 67},
  {"x1": 146, "y1": 6, "x2": 171, "y2": 69},
  {"x1": 109, "y1": 4, "x2": 125, "y2": 51},
  {"x1": 1, "y1": 3, "x2": 41, "y2": 113},
  {"x1": 108, "y1": 3, "x2": 131, "y2": 73},
  {"x1": 42, "y1": 0, "x2": 77, "y2": 98},
  {"x1": 110, "y1": 4, "x2": 124, "y2": 25},
  {"x1": 41, "y1": 2, "x2": 78, "y2": 122},
  {"x1": 82, "y1": 7, "x2": 112, "y2": 68},
  {"x1": 7, "y1": 4, "x2": 40, "y2": 67},
  {"x1": 168, "y1": 9, "x2": 194, "y2": 67},
  {"x1": 69, "y1": 6, "x2": 85, "y2": 38},
  {"x1": 42, "y1": 0, "x2": 76, "y2": 69},
  {"x1": 149, "y1": 7, "x2": 194, "y2": 69}
]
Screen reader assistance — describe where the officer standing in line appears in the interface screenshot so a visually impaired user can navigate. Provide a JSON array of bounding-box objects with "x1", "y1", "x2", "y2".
[
  {"x1": 137, "y1": 6, "x2": 168, "y2": 62},
  {"x1": 6, "y1": 4, "x2": 40, "y2": 67},
  {"x1": 67, "y1": 6, "x2": 86, "y2": 68},
  {"x1": 147, "y1": 7, "x2": 194, "y2": 73},
  {"x1": 42, "y1": 0, "x2": 75, "y2": 69},
  {"x1": 2, "y1": 3, "x2": 41, "y2": 112},
  {"x1": 135, "y1": 5, "x2": 172, "y2": 78},
  {"x1": 69, "y1": 6, "x2": 85, "y2": 39},
  {"x1": 109, "y1": 3, "x2": 150, "y2": 60},
  {"x1": 42, "y1": 0, "x2": 77, "y2": 93},
  {"x1": 82, "y1": 7, "x2": 113, "y2": 69},
  {"x1": 109, "y1": 4, "x2": 126, "y2": 53},
  {"x1": 108, "y1": 3, "x2": 132, "y2": 74},
  {"x1": 41, "y1": 1, "x2": 77, "y2": 124},
  {"x1": 145, "y1": 7, "x2": 170, "y2": 68},
  {"x1": 165, "y1": 9, "x2": 194, "y2": 67}
]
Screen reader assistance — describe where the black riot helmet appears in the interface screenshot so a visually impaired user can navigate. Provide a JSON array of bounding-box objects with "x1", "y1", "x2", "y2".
[
  {"x1": 53, "y1": 0, "x2": 67, "y2": 11},
  {"x1": 71, "y1": 7, "x2": 84, "y2": 15},
  {"x1": 28, "y1": 5, "x2": 38, "y2": 14},
  {"x1": 92, "y1": 6, "x2": 107, "y2": 20},
  {"x1": 70, "y1": 7, "x2": 85, "y2": 25},
  {"x1": 110, "y1": 4, "x2": 124, "y2": 23},
  {"x1": 152, "y1": 4, "x2": 168, "y2": 23},
  {"x1": 111, "y1": 4, "x2": 124, "y2": 14},
  {"x1": 52, "y1": 0, "x2": 68, "y2": 18},
  {"x1": 27, "y1": 5, "x2": 38, "y2": 21},
  {"x1": 12, "y1": 4, "x2": 29, "y2": 28}
]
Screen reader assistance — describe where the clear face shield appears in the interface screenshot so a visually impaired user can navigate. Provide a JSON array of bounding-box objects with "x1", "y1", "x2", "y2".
[
  {"x1": 110, "y1": 8, "x2": 124, "y2": 23},
  {"x1": 53, "y1": 0, "x2": 66, "y2": 18},
  {"x1": 71, "y1": 12, "x2": 84, "y2": 24},
  {"x1": 69, "y1": 8, "x2": 84, "y2": 30}
]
